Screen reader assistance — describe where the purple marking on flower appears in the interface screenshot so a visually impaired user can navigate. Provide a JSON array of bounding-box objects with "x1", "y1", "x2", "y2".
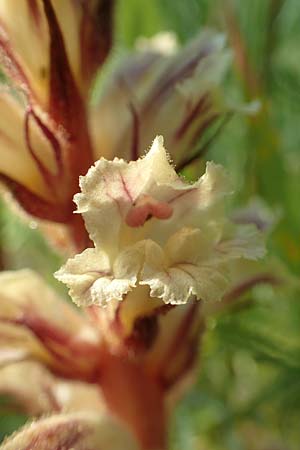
[
  {"x1": 188, "y1": 113, "x2": 219, "y2": 149},
  {"x1": 119, "y1": 172, "x2": 133, "y2": 203},
  {"x1": 26, "y1": 108, "x2": 64, "y2": 178},
  {"x1": 174, "y1": 93, "x2": 211, "y2": 140},
  {"x1": 145, "y1": 47, "x2": 211, "y2": 110}
]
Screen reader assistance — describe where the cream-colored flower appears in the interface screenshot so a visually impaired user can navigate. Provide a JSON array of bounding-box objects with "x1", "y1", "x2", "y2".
[{"x1": 56, "y1": 136, "x2": 265, "y2": 312}]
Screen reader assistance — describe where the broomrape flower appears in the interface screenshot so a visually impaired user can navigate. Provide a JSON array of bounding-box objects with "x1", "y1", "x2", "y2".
[
  {"x1": 0, "y1": 0, "x2": 229, "y2": 245},
  {"x1": 0, "y1": 269, "x2": 161, "y2": 449},
  {"x1": 56, "y1": 136, "x2": 265, "y2": 352}
]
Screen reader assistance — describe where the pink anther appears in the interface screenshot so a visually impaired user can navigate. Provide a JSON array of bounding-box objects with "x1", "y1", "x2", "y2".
[{"x1": 126, "y1": 195, "x2": 173, "y2": 227}]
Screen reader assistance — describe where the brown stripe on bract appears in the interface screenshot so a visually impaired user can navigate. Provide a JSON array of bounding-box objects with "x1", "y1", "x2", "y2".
[
  {"x1": 0, "y1": 173, "x2": 71, "y2": 222},
  {"x1": 41, "y1": 0, "x2": 84, "y2": 127},
  {"x1": 0, "y1": 313, "x2": 100, "y2": 381},
  {"x1": 188, "y1": 112, "x2": 219, "y2": 149},
  {"x1": 174, "y1": 93, "x2": 211, "y2": 140},
  {"x1": 41, "y1": 0, "x2": 95, "y2": 206},
  {"x1": 143, "y1": 43, "x2": 211, "y2": 113},
  {"x1": 0, "y1": 19, "x2": 34, "y2": 102},
  {"x1": 79, "y1": 0, "x2": 115, "y2": 91},
  {"x1": 28, "y1": 0, "x2": 43, "y2": 30}
]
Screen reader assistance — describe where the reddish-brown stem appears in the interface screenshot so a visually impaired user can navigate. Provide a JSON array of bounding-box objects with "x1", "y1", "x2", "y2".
[{"x1": 99, "y1": 345, "x2": 167, "y2": 450}]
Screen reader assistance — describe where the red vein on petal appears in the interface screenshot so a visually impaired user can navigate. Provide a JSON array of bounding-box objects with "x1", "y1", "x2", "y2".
[
  {"x1": 0, "y1": 19, "x2": 36, "y2": 103},
  {"x1": 145, "y1": 47, "x2": 211, "y2": 111},
  {"x1": 24, "y1": 109, "x2": 57, "y2": 193},
  {"x1": 28, "y1": 108, "x2": 64, "y2": 177}
]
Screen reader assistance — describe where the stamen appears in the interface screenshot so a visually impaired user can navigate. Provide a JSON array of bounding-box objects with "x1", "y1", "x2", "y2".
[{"x1": 126, "y1": 195, "x2": 173, "y2": 227}]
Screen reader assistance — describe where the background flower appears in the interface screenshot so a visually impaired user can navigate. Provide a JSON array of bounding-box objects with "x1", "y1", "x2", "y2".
[
  {"x1": 0, "y1": 2, "x2": 229, "y2": 249},
  {"x1": 90, "y1": 30, "x2": 230, "y2": 165}
]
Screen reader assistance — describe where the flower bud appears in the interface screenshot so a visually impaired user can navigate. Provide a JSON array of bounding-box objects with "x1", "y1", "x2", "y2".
[
  {"x1": 1, "y1": 412, "x2": 139, "y2": 450},
  {"x1": 0, "y1": 269, "x2": 101, "y2": 379},
  {"x1": 90, "y1": 31, "x2": 230, "y2": 165}
]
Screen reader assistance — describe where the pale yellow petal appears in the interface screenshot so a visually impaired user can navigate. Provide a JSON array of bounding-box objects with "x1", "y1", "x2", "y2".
[
  {"x1": 0, "y1": 322, "x2": 52, "y2": 366},
  {"x1": 0, "y1": 270, "x2": 100, "y2": 371},
  {"x1": 0, "y1": 269, "x2": 98, "y2": 342},
  {"x1": 0, "y1": 360, "x2": 105, "y2": 416},
  {"x1": 0, "y1": 0, "x2": 50, "y2": 104},
  {"x1": 0, "y1": 94, "x2": 54, "y2": 199},
  {"x1": 55, "y1": 243, "x2": 147, "y2": 307},
  {"x1": 141, "y1": 260, "x2": 228, "y2": 304},
  {"x1": 55, "y1": 248, "x2": 112, "y2": 306}
]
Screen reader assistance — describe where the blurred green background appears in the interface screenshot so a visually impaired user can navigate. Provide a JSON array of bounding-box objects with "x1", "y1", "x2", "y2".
[{"x1": 1, "y1": 0, "x2": 300, "y2": 448}]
